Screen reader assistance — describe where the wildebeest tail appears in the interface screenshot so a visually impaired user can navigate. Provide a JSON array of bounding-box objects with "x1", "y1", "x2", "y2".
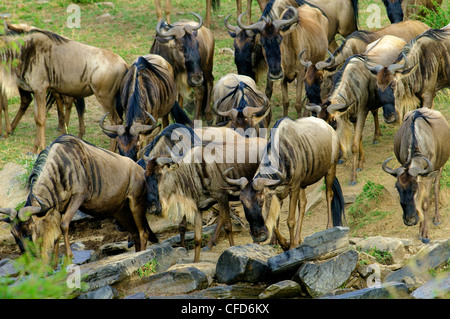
[
  {"x1": 331, "y1": 177, "x2": 346, "y2": 226},
  {"x1": 171, "y1": 101, "x2": 194, "y2": 127}
]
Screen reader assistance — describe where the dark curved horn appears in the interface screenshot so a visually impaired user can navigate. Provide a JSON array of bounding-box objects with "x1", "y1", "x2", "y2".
[
  {"x1": 237, "y1": 11, "x2": 266, "y2": 31},
  {"x1": 304, "y1": 103, "x2": 322, "y2": 114},
  {"x1": 99, "y1": 113, "x2": 125, "y2": 136},
  {"x1": 273, "y1": 6, "x2": 298, "y2": 30},
  {"x1": 364, "y1": 57, "x2": 384, "y2": 74},
  {"x1": 0, "y1": 207, "x2": 18, "y2": 222},
  {"x1": 224, "y1": 14, "x2": 240, "y2": 33},
  {"x1": 186, "y1": 12, "x2": 203, "y2": 32},
  {"x1": 223, "y1": 167, "x2": 249, "y2": 190},
  {"x1": 212, "y1": 97, "x2": 238, "y2": 118},
  {"x1": 409, "y1": 156, "x2": 434, "y2": 177},
  {"x1": 242, "y1": 94, "x2": 269, "y2": 117},
  {"x1": 298, "y1": 50, "x2": 312, "y2": 68},
  {"x1": 129, "y1": 111, "x2": 158, "y2": 136},
  {"x1": 316, "y1": 49, "x2": 336, "y2": 70},
  {"x1": 382, "y1": 156, "x2": 402, "y2": 177},
  {"x1": 156, "y1": 18, "x2": 185, "y2": 39},
  {"x1": 252, "y1": 177, "x2": 281, "y2": 191},
  {"x1": 327, "y1": 93, "x2": 353, "y2": 114},
  {"x1": 387, "y1": 52, "x2": 407, "y2": 74}
]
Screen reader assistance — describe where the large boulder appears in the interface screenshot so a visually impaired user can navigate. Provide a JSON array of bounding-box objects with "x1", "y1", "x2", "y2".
[
  {"x1": 411, "y1": 272, "x2": 450, "y2": 299},
  {"x1": 268, "y1": 227, "x2": 349, "y2": 276},
  {"x1": 258, "y1": 280, "x2": 302, "y2": 299},
  {"x1": 355, "y1": 236, "x2": 406, "y2": 264},
  {"x1": 320, "y1": 282, "x2": 409, "y2": 299},
  {"x1": 293, "y1": 249, "x2": 359, "y2": 298},
  {"x1": 216, "y1": 243, "x2": 277, "y2": 284}
]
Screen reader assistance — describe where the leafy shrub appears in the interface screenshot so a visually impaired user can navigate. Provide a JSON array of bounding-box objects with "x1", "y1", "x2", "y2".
[{"x1": 414, "y1": 0, "x2": 450, "y2": 29}]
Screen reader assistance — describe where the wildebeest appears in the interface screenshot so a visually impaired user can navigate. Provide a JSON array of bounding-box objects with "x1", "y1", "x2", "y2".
[
  {"x1": 143, "y1": 132, "x2": 267, "y2": 262},
  {"x1": 0, "y1": 24, "x2": 128, "y2": 153},
  {"x1": 237, "y1": 5, "x2": 329, "y2": 117},
  {"x1": 150, "y1": 13, "x2": 215, "y2": 122},
  {"x1": 304, "y1": 20, "x2": 429, "y2": 107},
  {"x1": 369, "y1": 25, "x2": 450, "y2": 123},
  {"x1": 306, "y1": 54, "x2": 384, "y2": 185},
  {"x1": 224, "y1": 117, "x2": 345, "y2": 250},
  {"x1": 211, "y1": 73, "x2": 271, "y2": 135},
  {"x1": 382, "y1": 0, "x2": 443, "y2": 24},
  {"x1": 363, "y1": 35, "x2": 408, "y2": 123},
  {"x1": 99, "y1": 54, "x2": 192, "y2": 161},
  {"x1": 0, "y1": 134, "x2": 158, "y2": 263},
  {"x1": 0, "y1": 85, "x2": 11, "y2": 137},
  {"x1": 382, "y1": 108, "x2": 450, "y2": 243}
]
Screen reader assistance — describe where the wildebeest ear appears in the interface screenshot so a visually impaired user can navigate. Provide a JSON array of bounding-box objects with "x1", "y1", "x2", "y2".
[
  {"x1": 398, "y1": 63, "x2": 419, "y2": 77},
  {"x1": 228, "y1": 30, "x2": 237, "y2": 38},
  {"x1": 279, "y1": 22, "x2": 298, "y2": 36}
]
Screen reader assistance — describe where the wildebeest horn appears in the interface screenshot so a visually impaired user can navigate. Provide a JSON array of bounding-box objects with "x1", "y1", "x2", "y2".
[
  {"x1": 184, "y1": 12, "x2": 203, "y2": 33},
  {"x1": 223, "y1": 167, "x2": 249, "y2": 190},
  {"x1": 237, "y1": 11, "x2": 266, "y2": 31},
  {"x1": 0, "y1": 207, "x2": 17, "y2": 222},
  {"x1": 224, "y1": 14, "x2": 240, "y2": 33},
  {"x1": 382, "y1": 156, "x2": 403, "y2": 177},
  {"x1": 18, "y1": 206, "x2": 42, "y2": 222},
  {"x1": 327, "y1": 93, "x2": 353, "y2": 114},
  {"x1": 304, "y1": 103, "x2": 322, "y2": 114},
  {"x1": 99, "y1": 113, "x2": 125, "y2": 136},
  {"x1": 409, "y1": 156, "x2": 434, "y2": 177},
  {"x1": 212, "y1": 97, "x2": 239, "y2": 118},
  {"x1": 129, "y1": 111, "x2": 158, "y2": 136},
  {"x1": 316, "y1": 49, "x2": 336, "y2": 70},
  {"x1": 252, "y1": 177, "x2": 281, "y2": 191},
  {"x1": 273, "y1": 6, "x2": 299, "y2": 30},
  {"x1": 387, "y1": 52, "x2": 407, "y2": 74},
  {"x1": 156, "y1": 18, "x2": 185, "y2": 39},
  {"x1": 364, "y1": 57, "x2": 384, "y2": 74},
  {"x1": 242, "y1": 94, "x2": 270, "y2": 117},
  {"x1": 298, "y1": 50, "x2": 312, "y2": 69},
  {"x1": 156, "y1": 156, "x2": 174, "y2": 166}
]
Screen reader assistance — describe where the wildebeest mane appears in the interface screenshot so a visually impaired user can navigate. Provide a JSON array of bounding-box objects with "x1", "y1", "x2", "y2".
[
  {"x1": 121, "y1": 56, "x2": 173, "y2": 127},
  {"x1": 409, "y1": 110, "x2": 432, "y2": 160},
  {"x1": 5, "y1": 24, "x2": 69, "y2": 44},
  {"x1": 333, "y1": 30, "x2": 377, "y2": 56},
  {"x1": 329, "y1": 54, "x2": 364, "y2": 94},
  {"x1": 28, "y1": 146, "x2": 51, "y2": 190}
]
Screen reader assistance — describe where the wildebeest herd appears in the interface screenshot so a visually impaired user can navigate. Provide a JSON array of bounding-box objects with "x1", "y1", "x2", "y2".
[{"x1": 0, "y1": 0, "x2": 449, "y2": 265}]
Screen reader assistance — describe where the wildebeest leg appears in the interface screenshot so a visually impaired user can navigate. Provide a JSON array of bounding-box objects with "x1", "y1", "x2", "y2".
[
  {"x1": 9, "y1": 89, "x2": 33, "y2": 134},
  {"x1": 371, "y1": 109, "x2": 382, "y2": 144},
  {"x1": 220, "y1": 201, "x2": 234, "y2": 247},
  {"x1": 179, "y1": 215, "x2": 187, "y2": 248},
  {"x1": 421, "y1": 91, "x2": 435, "y2": 109},
  {"x1": 60, "y1": 195, "x2": 86, "y2": 258},
  {"x1": 293, "y1": 188, "x2": 307, "y2": 246},
  {"x1": 294, "y1": 69, "x2": 306, "y2": 118},
  {"x1": 178, "y1": 94, "x2": 184, "y2": 109},
  {"x1": 53, "y1": 93, "x2": 67, "y2": 135},
  {"x1": 194, "y1": 86, "x2": 205, "y2": 121},
  {"x1": 433, "y1": 168, "x2": 443, "y2": 225},
  {"x1": 418, "y1": 178, "x2": 433, "y2": 243},
  {"x1": 33, "y1": 91, "x2": 48, "y2": 153},
  {"x1": 162, "y1": 114, "x2": 170, "y2": 128},
  {"x1": 204, "y1": 77, "x2": 214, "y2": 123},
  {"x1": 205, "y1": 0, "x2": 212, "y2": 28},
  {"x1": 349, "y1": 112, "x2": 367, "y2": 185},
  {"x1": 281, "y1": 80, "x2": 289, "y2": 117},
  {"x1": 287, "y1": 188, "x2": 300, "y2": 249},
  {"x1": 194, "y1": 210, "x2": 203, "y2": 262},
  {"x1": 0, "y1": 90, "x2": 8, "y2": 137},
  {"x1": 129, "y1": 195, "x2": 158, "y2": 250},
  {"x1": 265, "y1": 76, "x2": 274, "y2": 100}
]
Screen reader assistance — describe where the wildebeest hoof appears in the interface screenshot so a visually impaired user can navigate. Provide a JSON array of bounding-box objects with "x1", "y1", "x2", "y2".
[
  {"x1": 338, "y1": 159, "x2": 345, "y2": 164},
  {"x1": 202, "y1": 246, "x2": 211, "y2": 252},
  {"x1": 348, "y1": 181, "x2": 357, "y2": 186},
  {"x1": 421, "y1": 237, "x2": 430, "y2": 244},
  {"x1": 127, "y1": 240, "x2": 135, "y2": 248},
  {"x1": 434, "y1": 221, "x2": 441, "y2": 226},
  {"x1": 373, "y1": 140, "x2": 379, "y2": 145},
  {"x1": 356, "y1": 168, "x2": 362, "y2": 172}
]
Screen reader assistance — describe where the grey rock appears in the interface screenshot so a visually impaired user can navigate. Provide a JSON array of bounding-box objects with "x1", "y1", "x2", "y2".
[
  {"x1": 356, "y1": 236, "x2": 405, "y2": 264},
  {"x1": 79, "y1": 242, "x2": 178, "y2": 291},
  {"x1": 192, "y1": 284, "x2": 266, "y2": 299},
  {"x1": 411, "y1": 272, "x2": 450, "y2": 299},
  {"x1": 268, "y1": 227, "x2": 349, "y2": 275},
  {"x1": 320, "y1": 282, "x2": 409, "y2": 299},
  {"x1": 100, "y1": 241, "x2": 130, "y2": 256},
  {"x1": 385, "y1": 239, "x2": 450, "y2": 291},
  {"x1": 72, "y1": 250, "x2": 98, "y2": 265},
  {"x1": 0, "y1": 258, "x2": 21, "y2": 278},
  {"x1": 216, "y1": 244, "x2": 277, "y2": 284},
  {"x1": 123, "y1": 292, "x2": 147, "y2": 299},
  {"x1": 77, "y1": 285, "x2": 118, "y2": 299},
  {"x1": 129, "y1": 266, "x2": 210, "y2": 296},
  {"x1": 258, "y1": 280, "x2": 302, "y2": 299},
  {"x1": 293, "y1": 249, "x2": 359, "y2": 298}
]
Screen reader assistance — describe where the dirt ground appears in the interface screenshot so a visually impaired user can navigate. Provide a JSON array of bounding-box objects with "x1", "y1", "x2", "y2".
[{"x1": 0, "y1": 96, "x2": 448, "y2": 262}]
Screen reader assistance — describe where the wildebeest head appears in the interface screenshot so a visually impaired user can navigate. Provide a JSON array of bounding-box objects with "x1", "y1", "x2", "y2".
[
  {"x1": 225, "y1": 14, "x2": 259, "y2": 80},
  {"x1": 155, "y1": 13, "x2": 204, "y2": 87},
  {"x1": 0, "y1": 194, "x2": 61, "y2": 263},
  {"x1": 301, "y1": 49, "x2": 336, "y2": 106},
  {"x1": 143, "y1": 156, "x2": 180, "y2": 215},
  {"x1": 236, "y1": 7, "x2": 299, "y2": 81},
  {"x1": 100, "y1": 112, "x2": 158, "y2": 161},
  {"x1": 223, "y1": 168, "x2": 281, "y2": 242},
  {"x1": 382, "y1": 156, "x2": 433, "y2": 226},
  {"x1": 381, "y1": 0, "x2": 404, "y2": 23},
  {"x1": 364, "y1": 55, "x2": 409, "y2": 124}
]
